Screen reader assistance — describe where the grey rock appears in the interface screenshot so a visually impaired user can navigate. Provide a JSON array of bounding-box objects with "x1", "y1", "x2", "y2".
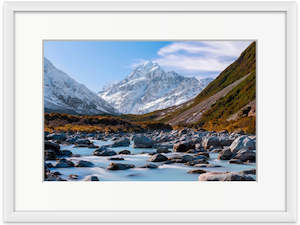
[
  {"x1": 218, "y1": 149, "x2": 234, "y2": 160},
  {"x1": 45, "y1": 149, "x2": 57, "y2": 160},
  {"x1": 132, "y1": 135, "x2": 154, "y2": 148},
  {"x1": 148, "y1": 154, "x2": 168, "y2": 162},
  {"x1": 198, "y1": 172, "x2": 255, "y2": 181},
  {"x1": 234, "y1": 149, "x2": 256, "y2": 162},
  {"x1": 55, "y1": 158, "x2": 75, "y2": 168},
  {"x1": 61, "y1": 150, "x2": 72, "y2": 157},
  {"x1": 230, "y1": 136, "x2": 256, "y2": 153},
  {"x1": 173, "y1": 142, "x2": 194, "y2": 152},
  {"x1": 107, "y1": 163, "x2": 135, "y2": 170},
  {"x1": 202, "y1": 136, "x2": 220, "y2": 150},
  {"x1": 76, "y1": 160, "x2": 94, "y2": 167},
  {"x1": 187, "y1": 169, "x2": 207, "y2": 174},
  {"x1": 118, "y1": 150, "x2": 131, "y2": 155},
  {"x1": 140, "y1": 163, "x2": 158, "y2": 169},
  {"x1": 47, "y1": 133, "x2": 67, "y2": 141},
  {"x1": 75, "y1": 139, "x2": 91, "y2": 145},
  {"x1": 45, "y1": 141, "x2": 60, "y2": 153},
  {"x1": 93, "y1": 149, "x2": 117, "y2": 156},
  {"x1": 111, "y1": 137, "x2": 130, "y2": 147}
]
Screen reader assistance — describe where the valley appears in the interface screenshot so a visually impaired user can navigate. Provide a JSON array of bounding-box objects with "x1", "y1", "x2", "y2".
[{"x1": 44, "y1": 41, "x2": 256, "y2": 181}]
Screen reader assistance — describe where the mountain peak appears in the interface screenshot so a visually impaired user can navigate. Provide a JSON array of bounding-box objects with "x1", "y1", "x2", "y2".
[
  {"x1": 99, "y1": 62, "x2": 213, "y2": 114},
  {"x1": 128, "y1": 60, "x2": 162, "y2": 79},
  {"x1": 143, "y1": 60, "x2": 155, "y2": 67},
  {"x1": 138, "y1": 60, "x2": 160, "y2": 72}
]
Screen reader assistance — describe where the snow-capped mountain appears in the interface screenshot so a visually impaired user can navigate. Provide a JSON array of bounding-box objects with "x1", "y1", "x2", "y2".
[
  {"x1": 196, "y1": 77, "x2": 214, "y2": 87},
  {"x1": 44, "y1": 57, "x2": 118, "y2": 115},
  {"x1": 98, "y1": 61, "x2": 212, "y2": 114}
]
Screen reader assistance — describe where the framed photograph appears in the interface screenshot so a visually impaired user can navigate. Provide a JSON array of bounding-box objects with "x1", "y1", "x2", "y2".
[{"x1": 3, "y1": 1, "x2": 297, "y2": 223}]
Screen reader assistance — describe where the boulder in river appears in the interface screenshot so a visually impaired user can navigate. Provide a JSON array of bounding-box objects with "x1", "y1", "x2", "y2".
[
  {"x1": 76, "y1": 160, "x2": 94, "y2": 167},
  {"x1": 173, "y1": 142, "x2": 194, "y2": 152},
  {"x1": 185, "y1": 158, "x2": 208, "y2": 166},
  {"x1": 75, "y1": 139, "x2": 91, "y2": 145},
  {"x1": 148, "y1": 153, "x2": 168, "y2": 162},
  {"x1": 45, "y1": 162, "x2": 54, "y2": 168},
  {"x1": 219, "y1": 137, "x2": 234, "y2": 146},
  {"x1": 182, "y1": 155, "x2": 195, "y2": 162},
  {"x1": 230, "y1": 136, "x2": 256, "y2": 153},
  {"x1": 45, "y1": 141, "x2": 60, "y2": 153},
  {"x1": 234, "y1": 149, "x2": 256, "y2": 162},
  {"x1": 132, "y1": 135, "x2": 154, "y2": 148},
  {"x1": 111, "y1": 137, "x2": 130, "y2": 147},
  {"x1": 61, "y1": 150, "x2": 72, "y2": 157},
  {"x1": 45, "y1": 149, "x2": 57, "y2": 160},
  {"x1": 118, "y1": 150, "x2": 131, "y2": 155},
  {"x1": 198, "y1": 172, "x2": 255, "y2": 181},
  {"x1": 187, "y1": 169, "x2": 207, "y2": 174},
  {"x1": 93, "y1": 149, "x2": 117, "y2": 156},
  {"x1": 140, "y1": 163, "x2": 158, "y2": 169},
  {"x1": 55, "y1": 158, "x2": 75, "y2": 168},
  {"x1": 218, "y1": 148, "x2": 234, "y2": 160},
  {"x1": 202, "y1": 136, "x2": 220, "y2": 150},
  {"x1": 47, "y1": 133, "x2": 67, "y2": 142},
  {"x1": 107, "y1": 163, "x2": 135, "y2": 170}
]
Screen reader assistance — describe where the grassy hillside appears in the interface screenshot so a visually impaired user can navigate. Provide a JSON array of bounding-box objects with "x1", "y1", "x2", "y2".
[
  {"x1": 199, "y1": 71, "x2": 255, "y2": 123},
  {"x1": 195, "y1": 71, "x2": 256, "y2": 133},
  {"x1": 194, "y1": 41, "x2": 256, "y2": 104},
  {"x1": 155, "y1": 41, "x2": 256, "y2": 124}
]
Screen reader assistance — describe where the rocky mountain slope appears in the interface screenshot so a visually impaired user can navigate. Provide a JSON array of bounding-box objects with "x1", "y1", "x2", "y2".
[
  {"x1": 44, "y1": 58, "x2": 118, "y2": 115},
  {"x1": 98, "y1": 61, "x2": 212, "y2": 114},
  {"x1": 134, "y1": 42, "x2": 256, "y2": 133}
]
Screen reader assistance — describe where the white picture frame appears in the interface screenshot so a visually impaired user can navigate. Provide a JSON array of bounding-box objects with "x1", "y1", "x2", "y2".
[{"x1": 3, "y1": 1, "x2": 297, "y2": 223}]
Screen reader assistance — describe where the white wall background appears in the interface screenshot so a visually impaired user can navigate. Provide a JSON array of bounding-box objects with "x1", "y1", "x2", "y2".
[{"x1": 0, "y1": 0, "x2": 298, "y2": 224}]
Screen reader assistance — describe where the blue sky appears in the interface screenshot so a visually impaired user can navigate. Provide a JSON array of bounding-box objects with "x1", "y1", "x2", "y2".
[{"x1": 44, "y1": 40, "x2": 252, "y2": 92}]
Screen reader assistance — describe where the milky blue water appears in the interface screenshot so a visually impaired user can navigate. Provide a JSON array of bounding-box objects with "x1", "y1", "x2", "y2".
[{"x1": 46, "y1": 139, "x2": 256, "y2": 181}]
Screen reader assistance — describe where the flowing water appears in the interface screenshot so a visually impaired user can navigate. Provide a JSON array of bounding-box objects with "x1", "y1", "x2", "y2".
[{"x1": 46, "y1": 139, "x2": 256, "y2": 181}]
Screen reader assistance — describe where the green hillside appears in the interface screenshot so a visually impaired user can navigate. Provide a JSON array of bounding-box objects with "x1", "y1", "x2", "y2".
[
  {"x1": 195, "y1": 71, "x2": 256, "y2": 133},
  {"x1": 160, "y1": 42, "x2": 256, "y2": 123},
  {"x1": 150, "y1": 41, "x2": 257, "y2": 134},
  {"x1": 194, "y1": 41, "x2": 256, "y2": 104}
]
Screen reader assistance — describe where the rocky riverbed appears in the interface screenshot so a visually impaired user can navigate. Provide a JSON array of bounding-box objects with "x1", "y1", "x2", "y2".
[{"x1": 44, "y1": 129, "x2": 256, "y2": 181}]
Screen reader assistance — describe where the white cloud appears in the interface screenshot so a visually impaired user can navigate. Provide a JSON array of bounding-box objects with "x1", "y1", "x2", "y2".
[
  {"x1": 155, "y1": 41, "x2": 252, "y2": 74},
  {"x1": 158, "y1": 41, "x2": 251, "y2": 58},
  {"x1": 154, "y1": 54, "x2": 234, "y2": 72}
]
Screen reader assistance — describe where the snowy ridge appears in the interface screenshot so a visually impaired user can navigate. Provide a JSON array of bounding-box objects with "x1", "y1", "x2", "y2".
[
  {"x1": 98, "y1": 61, "x2": 213, "y2": 114},
  {"x1": 44, "y1": 57, "x2": 118, "y2": 115}
]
